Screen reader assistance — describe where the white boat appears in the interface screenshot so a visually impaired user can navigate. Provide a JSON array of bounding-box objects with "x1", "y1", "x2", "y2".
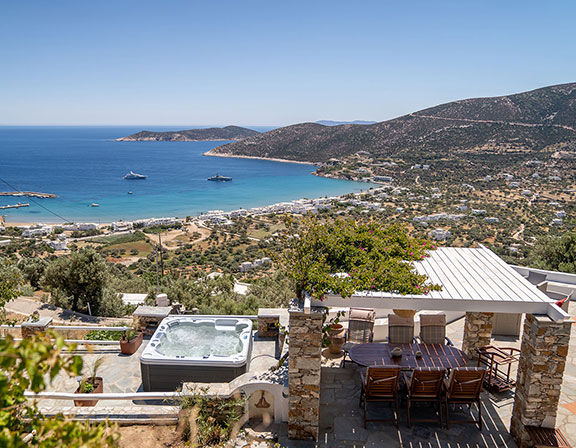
[
  {"x1": 91, "y1": 203, "x2": 100, "y2": 207},
  {"x1": 124, "y1": 171, "x2": 147, "y2": 180},
  {"x1": 208, "y1": 174, "x2": 232, "y2": 182}
]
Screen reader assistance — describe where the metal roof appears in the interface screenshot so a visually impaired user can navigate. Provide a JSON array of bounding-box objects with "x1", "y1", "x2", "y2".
[{"x1": 317, "y1": 246, "x2": 569, "y2": 321}]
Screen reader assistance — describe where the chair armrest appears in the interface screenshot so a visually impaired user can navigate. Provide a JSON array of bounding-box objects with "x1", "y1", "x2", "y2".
[{"x1": 445, "y1": 337, "x2": 454, "y2": 346}]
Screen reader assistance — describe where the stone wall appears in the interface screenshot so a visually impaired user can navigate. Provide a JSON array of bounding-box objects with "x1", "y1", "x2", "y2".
[
  {"x1": 21, "y1": 317, "x2": 53, "y2": 339},
  {"x1": 288, "y1": 299, "x2": 323, "y2": 441},
  {"x1": 510, "y1": 314, "x2": 572, "y2": 448},
  {"x1": 257, "y1": 314, "x2": 280, "y2": 339},
  {"x1": 462, "y1": 311, "x2": 494, "y2": 358}
]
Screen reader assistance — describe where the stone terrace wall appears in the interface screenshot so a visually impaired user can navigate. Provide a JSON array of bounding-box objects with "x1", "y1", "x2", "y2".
[
  {"x1": 288, "y1": 299, "x2": 323, "y2": 440},
  {"x1": 462, "y1": 311, "x2": 494, "y2": 358},
  {"x1": 510, "y1": 313, "x2": 572, "y2": 448}
]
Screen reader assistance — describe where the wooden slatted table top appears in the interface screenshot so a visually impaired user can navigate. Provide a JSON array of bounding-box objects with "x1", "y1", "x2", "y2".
[{"x1": 349, "y1": 343, "x2": 468, "y2": 369}]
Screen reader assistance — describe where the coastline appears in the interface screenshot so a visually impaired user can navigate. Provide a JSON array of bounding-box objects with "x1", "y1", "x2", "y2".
[{"x1": 203, "y1": 151, "x2": 316, "y2": 165}]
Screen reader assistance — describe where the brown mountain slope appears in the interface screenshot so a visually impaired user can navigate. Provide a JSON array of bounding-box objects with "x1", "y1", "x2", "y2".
[{"x1": 205, "y1": 83, "x2": 576, "y2": 163}]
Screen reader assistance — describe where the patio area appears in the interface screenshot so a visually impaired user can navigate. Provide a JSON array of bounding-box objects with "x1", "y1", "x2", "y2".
[{"x1": 275, "y1": 302, "x2": 576, "y2": 447}]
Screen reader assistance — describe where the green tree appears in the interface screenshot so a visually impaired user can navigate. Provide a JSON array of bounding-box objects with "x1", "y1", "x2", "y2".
[
  {"x1": 42, "y1": 249, "x2": 108, "y2": 315},
  {"x1": 530, "y1": 231, "x2": 576, "y2": 273},
  {"x1": 275, "y1": 217, "x2": 441, "y2": 300},
  {"x1": 18, "y1": 257, "x2": 48, "y2": 289}
]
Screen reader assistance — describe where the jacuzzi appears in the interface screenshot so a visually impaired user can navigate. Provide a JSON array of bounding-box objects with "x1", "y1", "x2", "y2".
[{"x1": 140, "y1": 316, "x2": 253, "y2": 391}]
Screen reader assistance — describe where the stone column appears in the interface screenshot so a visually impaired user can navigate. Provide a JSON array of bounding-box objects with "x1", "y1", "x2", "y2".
[
  {"x1": 510, "y1": 314, "x2": 572, "y2": 448},
  {"x1": 21, "y1": 316, "x2": 53, "y2": 339},
  {"x1": 288, "y1": 299, "x2": 323, "y2": 441},
  {"x1": 462, "y1": 311, "x2": 494, "y2": 358},
  {"x1": 257, "y1": 314, "x2": 280, "y2": 338}
]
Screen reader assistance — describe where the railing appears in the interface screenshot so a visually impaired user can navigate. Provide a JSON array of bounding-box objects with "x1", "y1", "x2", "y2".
[
  {"x1": 0, "y1": 325, "x2": 132, "y2": 346},
  {"x1": 25, "y1": 391, "x2": 181, "y2": 401}
]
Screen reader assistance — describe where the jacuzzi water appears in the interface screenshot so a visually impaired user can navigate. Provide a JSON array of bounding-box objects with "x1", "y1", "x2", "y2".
[
  {"x1": 140, "y1": 316, "x2": 253, "y2": 366},
  {"x1": 156, "y1": 324, "x2": 243, "y2": 358}
]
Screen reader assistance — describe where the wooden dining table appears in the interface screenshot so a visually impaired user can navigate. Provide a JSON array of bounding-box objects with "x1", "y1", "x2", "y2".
[{"x1": 348, "y1": 342, "x2": 468, "y2": 369}]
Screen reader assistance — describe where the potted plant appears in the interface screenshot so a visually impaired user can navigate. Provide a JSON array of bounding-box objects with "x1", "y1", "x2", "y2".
[
  {"x1": 119, "y1": 328, "x2": 143, "y2": 355},
  {"x1": 74, "y1": 358, "x2": 104, "y2": 407},
  {"x1": 322, "y1": 310, "x2": 346, "y2": 354}
]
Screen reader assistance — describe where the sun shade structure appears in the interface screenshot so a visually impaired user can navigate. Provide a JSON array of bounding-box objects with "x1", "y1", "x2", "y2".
[{"x1": 315, "y1": 245, "x2": 569, "y2": 322}]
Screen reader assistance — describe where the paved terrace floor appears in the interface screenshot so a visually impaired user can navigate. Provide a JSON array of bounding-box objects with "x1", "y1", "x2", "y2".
[
  {"x1": 276, "y1": 303, "x2": 576, "y2": 447},
  {"x1": 37, "y1": 335, "x2": 278, "y2": 420}
]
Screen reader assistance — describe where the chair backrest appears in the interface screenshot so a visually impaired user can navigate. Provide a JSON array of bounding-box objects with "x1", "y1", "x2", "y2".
[
  {"x1": 446, "y1": 367, "x2": 486, "y2": 400},
  {"x1": 419, "y1": 314, "x2": 447, "y2": 344},
  {"x1": 388, "y1": 314, "x2": 414, "y2": 344},
  {"x1": 408, "y1": 368, "x2": 446, "y2": 397},
  {"x1": 347, "y1": 308, "x2": 375, "y2": 344},
  {"x1": 365, "y1": 366, "x2": 401, "y2": 397}
]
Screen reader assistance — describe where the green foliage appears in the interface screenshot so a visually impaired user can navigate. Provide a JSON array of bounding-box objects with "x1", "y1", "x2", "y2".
[
  {"x1": 530, "y1": 231, "x2": 576, "y2": 273},
  {"x1": 17, "y1": 257, "x2": 48, "y2": 289},
  {"x1": 0, "y1": 332, "x2": 118, "y2": 447},
  {"x1": 123, "y1": 329, "x2": 139, "y2": 342},
  {"x1": 84, "y1": 329, "x2": 124, "y2": 341},
  {"x1": 275, "y1": 216, "x2": 441, "y2": 300},
  {"x1": 42, "y1": 248, "x2": 108, "y2": 315},
  {"x1": 91, "y1": 231, "x2": 147, "y2": 246},
  {"x1": 179, "y1": 389, "x2": 245, "y2": 446},
  {"x1": 143, "y1": 223, "x2": 182, "y2": 234}
]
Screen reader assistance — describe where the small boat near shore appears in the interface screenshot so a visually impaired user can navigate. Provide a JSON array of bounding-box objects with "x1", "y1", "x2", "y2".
[
  {"x1": 124, "y1": 171, "x2": 147, "y2": 180},
  {"x1": 208, "y1": 174, "x2": 232, "y2": 182},
  {"x1": 91, "y1": 203, "x2": 100, "y2": 207}
]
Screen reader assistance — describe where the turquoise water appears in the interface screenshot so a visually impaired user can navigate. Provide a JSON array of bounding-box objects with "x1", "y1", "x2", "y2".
[{"x1": 0, "y1": 126, "x2": 373, "y2": 223}]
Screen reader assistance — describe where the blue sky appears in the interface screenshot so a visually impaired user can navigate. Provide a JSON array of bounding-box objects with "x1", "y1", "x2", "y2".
[{"x1": 1, "y1": 1, "x2": 574, "y2": 126}]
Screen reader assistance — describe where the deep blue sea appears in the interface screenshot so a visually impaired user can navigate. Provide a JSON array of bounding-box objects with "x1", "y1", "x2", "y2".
[{"x1": 0, "y1": 126, "x2": 373, "y2": 223}]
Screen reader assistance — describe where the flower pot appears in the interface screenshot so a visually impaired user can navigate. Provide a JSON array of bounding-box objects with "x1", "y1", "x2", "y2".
[
  {"x1": 328, "y1": 324, "x2": 346, "y2": 354},
  {"x1": 74, "y1": 377, "x2": 103, "y2": 407},
  {"x1": 120, "y1": 331, "x2": 143, "y2": 355},
  {"x1": 393, "y1": 309, "x2": 416, "y2": 318}
]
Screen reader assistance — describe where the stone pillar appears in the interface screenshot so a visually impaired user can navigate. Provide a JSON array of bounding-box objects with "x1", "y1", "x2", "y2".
[
  {"x1": 257, "y1": 314, "x2": 280, "y2": 338},
  {"x1": 510, "y1": 314, "x2": 572, "y2": 448},
  {"x1": 288, "y1": 299, "x2": 323, "y2": 441},
  {"x1": 462, "y1": 311, "x2": 494, "y2": 358},
  {"x1": 21, "y1": 317, "x2": 53, "y2": 339}
]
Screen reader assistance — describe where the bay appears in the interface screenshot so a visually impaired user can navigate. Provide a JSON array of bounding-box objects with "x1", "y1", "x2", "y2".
[{"x1": 0, "y1": 126, "x2": 374, "y2": 223}]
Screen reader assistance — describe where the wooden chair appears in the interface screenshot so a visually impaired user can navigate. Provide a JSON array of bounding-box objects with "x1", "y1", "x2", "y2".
[
  {"x1": 443, "y1": 367, "x2": 486, "y2": 430},
  {"x1": 419, "y1": 314, "x2": 454, "y2": 346},
  {"x1": 342, "y1": 308, "x2": 375, "y2": 367},
  {"x1": 402, "y1": 367, "x2": 446, "y2": 427},
  {"x1": 476, "y1": 345, "x2": 520, "y2": 392},
  {"x1": 359, "y1": 366, "x2": 401, "y2": 428},
  {"x1": 525, "y1": 426, "x2": 573, "y2": 448},
  {"x1": 387, "y1": 314, "x2": 415, "y2": 344}
]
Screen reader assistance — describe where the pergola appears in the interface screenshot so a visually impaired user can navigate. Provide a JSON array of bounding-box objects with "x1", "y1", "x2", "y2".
[{"x1": 287, "y1": 245, "x2": 573, "y2": 448}]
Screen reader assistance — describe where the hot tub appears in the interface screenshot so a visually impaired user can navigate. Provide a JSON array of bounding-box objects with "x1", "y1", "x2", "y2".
[{"x1": 140, "y1": 316, "x2": 253, "y2": 391}]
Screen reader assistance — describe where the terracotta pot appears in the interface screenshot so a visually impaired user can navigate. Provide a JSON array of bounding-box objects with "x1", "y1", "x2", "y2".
[
  {"x1": 74, "y1": 377, "x2": 103, "y2": 407},
  {"x1": 393, "y1": 309, "x2": 416, "y2": 318},
  {"x1": 120, "y1": 331, "x2": 143, "y2": 355},
  {"x1": 328, "y1": 324, "x2": 346, "y2": 354}
]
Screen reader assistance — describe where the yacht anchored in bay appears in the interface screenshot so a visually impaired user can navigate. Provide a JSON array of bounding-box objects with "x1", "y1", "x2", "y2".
[
  {"x1": 208, "y1": 174, "x2": 232, "y2": 182},
  {"x1": 124, "y1": 171, "x2": 147, "y2": 180}
]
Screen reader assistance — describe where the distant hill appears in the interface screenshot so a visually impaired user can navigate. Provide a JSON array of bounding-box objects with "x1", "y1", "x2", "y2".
[
  {"x1": 205, "y1": 83, "x2": 576, "y2": 163},
  {"x1": 116, "y1": 126, "x2": 260, "y2": 142},
  {"x1": 316, "y1": 120, "x2": 377, "y2": 126}
]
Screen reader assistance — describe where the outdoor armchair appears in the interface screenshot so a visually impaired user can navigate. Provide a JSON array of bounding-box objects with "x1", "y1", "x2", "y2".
[
  {"x1": 418, "y1": 314, "x2": 454, "y2": 346},
  {"x1": 387, "y1": 314, "x2": 416, "y2": 344},
  {"x1": 342, "y1": 308, "x2": 375, "y2": 367},
  {"x1": 443, "y1": 367, "x2": 486, "y2": 430},
  {"x1": 402, "y1": 367, "x2": 446, "y2": 427},
  {"x1": 359, "y1": 366, "x2": 401, "y2": 428}
]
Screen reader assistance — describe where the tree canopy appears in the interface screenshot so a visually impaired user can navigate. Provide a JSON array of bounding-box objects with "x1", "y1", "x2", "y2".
[
  {"x1": 530, "y1": 231, "x2": 576, "y2": 273},
  {"x1": 275, "y1": 217, "x2": 441, "y2": 300}
]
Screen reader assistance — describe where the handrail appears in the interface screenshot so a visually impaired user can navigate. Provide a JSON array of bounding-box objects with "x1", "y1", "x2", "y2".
[
  {"x1": 25, "y1": 391, "x2": 182, "y2": 401},
  {"x1": 6, "y1": 338, "x2": 121, "y2": 345},
  {"x1": 0, "y1": 325, "x2": 131, "y2": 331}
]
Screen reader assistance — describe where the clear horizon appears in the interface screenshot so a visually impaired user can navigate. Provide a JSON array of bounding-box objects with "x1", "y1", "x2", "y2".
[{"x1": 1, "y1": 1, "x2": 575, "y2": 126}]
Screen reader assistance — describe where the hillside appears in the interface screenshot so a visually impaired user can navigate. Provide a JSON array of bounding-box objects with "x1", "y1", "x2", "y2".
[
  {"x1": 205, "y1": 83, "x2": 576, "y2": 162},
  {"x1": 116, "y1": 125, "x2": 260, "y2": 142}
]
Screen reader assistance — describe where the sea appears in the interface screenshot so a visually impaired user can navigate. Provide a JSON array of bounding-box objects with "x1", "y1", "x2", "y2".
[{"x1": 0, "y1": 126, "x2": 375, "y2": 223}]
